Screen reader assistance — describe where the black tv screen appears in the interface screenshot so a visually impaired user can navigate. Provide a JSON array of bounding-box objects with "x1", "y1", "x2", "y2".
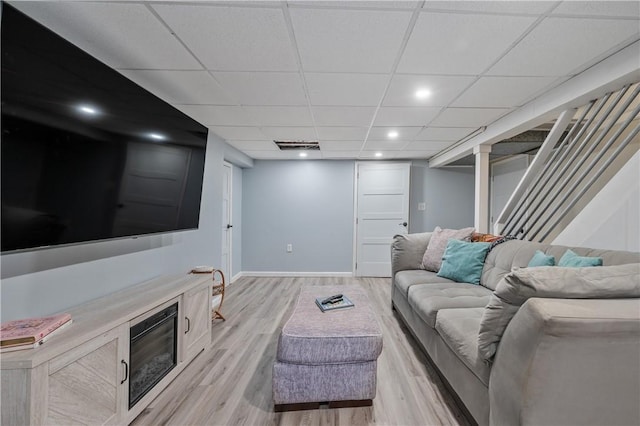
[{"x1": 1, "y1": 3, "x2": 208, "y2": 252}]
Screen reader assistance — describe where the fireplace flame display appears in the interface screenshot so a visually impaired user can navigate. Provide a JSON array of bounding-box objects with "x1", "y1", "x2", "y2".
[{"x1": 129, "y1": 303, "x2": 178, "y2": 408}]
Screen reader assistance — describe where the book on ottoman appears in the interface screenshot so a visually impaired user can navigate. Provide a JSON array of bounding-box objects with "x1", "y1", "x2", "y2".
[{"x1": 315, "y1": 295, "x2": 354, "y2": 312}]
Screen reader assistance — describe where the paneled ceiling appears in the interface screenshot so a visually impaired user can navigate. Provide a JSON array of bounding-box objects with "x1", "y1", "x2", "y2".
[{"x1": 11, "y1": 1, "x2": 640, "y2": 161}]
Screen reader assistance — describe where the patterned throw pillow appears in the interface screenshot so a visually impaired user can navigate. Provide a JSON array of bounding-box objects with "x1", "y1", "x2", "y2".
[
  {"x1": 422, "y1": 226, "x2": 475, "y2": 272},
  {"x1": 471, "y1": 232, "x2": 502, "y2": 243}
]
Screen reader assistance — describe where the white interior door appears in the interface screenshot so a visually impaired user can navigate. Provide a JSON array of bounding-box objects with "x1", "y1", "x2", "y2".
[
  {"x1": 221, "y1": 162, "x2": 232, "y2": 279},
  {"x1": 355, "y1": 162, "x2": 410, "y2": 277}
]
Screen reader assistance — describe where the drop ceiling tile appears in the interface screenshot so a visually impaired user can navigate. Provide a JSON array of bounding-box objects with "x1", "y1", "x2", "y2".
[
  {"x1": 363, "y1": 140, "x2": 409, "y2": 151},
  {"x1": 213, "y1": 72, "x2": 307, "y2": 105},
  {"x1": 424, "y1": 1, "x2": 554, "y2": 15},
  {"x1": 367, "y1": 126, "x2": 423, "y2": 140},
  {"x1": 118, "y1": 70, "x2": 235, "y2": 104},
  {"x1": 359, "y1": 151, "x2": 400, "y2": 159},
  {"x1": 374, "y1": 107, "x2": 441, "y2": 126},
  {"x1": 415, "y1": 127, "x2": 478, "y2": 141},
  {"x1": 260, "y1": 127, "x2": 317, "y2": 140},
  {"x1": 488, "y1": 17, "x2": 640, "y2": 76},
  {"x1": 290, "y1": 1, "x2": 420, "y2": 9},
  {"x1": 404, "y1": 140, "x2": 454, "y2": 151},
  {"x1": 209, "y1": 126, "x2": 267, "y2": 141},
  {"x1": 319, "y1": 141, "x2": 364, "y2": 151},
  {"x1": 243, "y1": 106, "x2": 313, "y2": 126},
  {"x1": 12, "y1": 3, "x2": 202, "y2": 70},
  {"x1": 395, "y1": 150, "x2": 442, "y2": 159},
  {"x1": 321, "y1": 151, "x2": 363, "y2": 159},
  {"x1": 305, "y1": 73, "x2": 388, "y2": 106},
  {"x1": 153, "y1": 5, "x2": 298, "y2": 72},
  {"x1": 290, "y1": 8, "x2": 412, "y2": 72},
  {"x1": 245, "y1": 150, "x2": 322, "y2": 160},
  {"x1": 551, "y1": 1, "x2": 640, "y2": 18},
  {"x1": 452, "y1": 76, "x2": 559, "y2": 107},
  {"x1": 429, "y1": 108, "x2": 511, "y2": 127},
  {"x1": 316, "y1": 127, "x2": 368, "y2": 141},
  {"x1": 312, "y1": 107, "x2": 377, "y2": 126},
  {"x1": 398, "y1": 12, "x2": 537, "y2": 75},
  {"x1": 383, "y1": 74, "x2": 476, "y2": 107},
  {"x1": 175, "y1": 105, "x2": 255, "y2": 126},
  {"x1": 227, "y1": 140, "x2": 278, "y2": 151}
]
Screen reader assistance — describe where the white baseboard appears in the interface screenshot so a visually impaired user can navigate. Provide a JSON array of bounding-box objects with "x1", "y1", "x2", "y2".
[
  {"x1": 230, "y1": 272, "x2": 242, "y2": 284},
  {"x1": 237, "y1": 271, "x2": 353, "y2": 278}
]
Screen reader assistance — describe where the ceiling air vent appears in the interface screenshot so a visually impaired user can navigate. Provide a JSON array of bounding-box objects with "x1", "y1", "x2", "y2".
[{"x1": 274, "y1": 140, "x2": 320, "y2": 151}]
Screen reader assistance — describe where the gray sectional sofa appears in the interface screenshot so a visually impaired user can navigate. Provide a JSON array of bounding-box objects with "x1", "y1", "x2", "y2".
[{"x1": 391, "y1": 232, "x2": 640, "y2": 426}]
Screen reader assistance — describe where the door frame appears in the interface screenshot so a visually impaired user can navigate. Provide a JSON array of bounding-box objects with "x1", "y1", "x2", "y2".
[
  {"x1": 222, "y1": 161, "x2": 233, "y2": 281},
  {"x1": 352, "y1": 161, "x2": 411, "y2": 276}
]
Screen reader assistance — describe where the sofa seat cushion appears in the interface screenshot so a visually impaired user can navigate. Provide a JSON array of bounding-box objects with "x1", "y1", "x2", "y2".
[
  {"x1": 408, "y1": 283, "x2": 491, "y2": 328},
  {"x1": 395, "y1": 270, "x2": 455, "y2": 297},
  {"x1": 435, "y1": 308, "x2": 490, "y2": 387}
]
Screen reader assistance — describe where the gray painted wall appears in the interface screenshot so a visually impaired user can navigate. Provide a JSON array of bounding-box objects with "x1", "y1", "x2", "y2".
[
  {"x1": 409, "y1": 161, "x2": 475, "y2": 233},
  {"x1": 242, "y1": 160, "x2": 355, "y2": 273},
  {"x1": 0, "y1": 133, "x2": 226, "y2": 322},
  {"x1": 241, "y1": 159, "x2": 476, "y2": 273}
]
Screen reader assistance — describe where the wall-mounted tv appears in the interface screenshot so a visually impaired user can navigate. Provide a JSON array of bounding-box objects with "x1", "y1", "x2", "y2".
[{"x1": 1, "y1": 3, "x2": 208, "y2": 253}]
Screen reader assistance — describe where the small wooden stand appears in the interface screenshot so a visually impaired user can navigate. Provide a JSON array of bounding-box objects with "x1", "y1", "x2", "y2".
[
  {"x1": 211, "y1": 269, "x2": 226, "y2": 321},
  {"x1": 189, "y1": 267, "x2": 226, "y2": 321}
]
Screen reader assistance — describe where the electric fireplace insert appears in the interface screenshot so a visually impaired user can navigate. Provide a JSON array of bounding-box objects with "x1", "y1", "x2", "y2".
[{"x1": 128, "y1": 303, "x2": 178, "y2": 409}]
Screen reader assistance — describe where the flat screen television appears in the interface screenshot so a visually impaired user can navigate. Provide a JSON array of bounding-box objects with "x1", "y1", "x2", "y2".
[{"x1": 1, "y1": 3, "x2": 209, "y2": 253}]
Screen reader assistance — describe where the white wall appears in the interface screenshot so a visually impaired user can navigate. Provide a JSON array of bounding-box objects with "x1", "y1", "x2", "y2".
[
  {"x1": 0, "y1": 133, "x2": 226, "y2": 322},
  {"x1": 553, "y1": 150, "x2": 640, "y2": 251},
  {"x1": 490, "y1": 155, "x2": 530, "y2": 227}
]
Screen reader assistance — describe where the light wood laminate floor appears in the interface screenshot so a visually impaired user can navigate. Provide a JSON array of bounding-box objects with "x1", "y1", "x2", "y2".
[{"x1": 131, "y1": 276, "x2": 470, "y2": 426}]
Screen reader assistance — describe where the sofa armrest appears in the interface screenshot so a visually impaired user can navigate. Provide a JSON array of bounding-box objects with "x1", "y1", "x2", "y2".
[
  {"x1": 391, "y1": 232, "x2": 431, "y2": 280},
  {"x1": 489, "y1": 297, "x2": 640, "y2": 426}
]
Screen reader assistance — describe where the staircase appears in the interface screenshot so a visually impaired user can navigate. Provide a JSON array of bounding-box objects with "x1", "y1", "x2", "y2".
[{"x1": 494, "y1": 82, "x2": 640, "y2": 243}]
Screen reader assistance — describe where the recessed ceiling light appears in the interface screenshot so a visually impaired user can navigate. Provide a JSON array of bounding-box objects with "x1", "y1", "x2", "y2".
[
  {"x1": 415, "y1": 89, "x2": 431, "y2": 100},
  {"x1": 387, "y1": 131, "x2": 399, "y2": 139},
  {"x1": 148, "y1": 132, "x2": 166, "y2": 141},
  {"x1": 77, "y1": 104, "x2": 98, "y2": 115},
  {"x1": 375, "y1": 152, "x2": 383, "y2": 157},
  {"x1": 299, "y1": 152, "x2": 308, "y2": 158}
]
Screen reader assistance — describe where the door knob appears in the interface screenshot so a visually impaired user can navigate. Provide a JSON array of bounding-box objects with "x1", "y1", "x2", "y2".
[
  {"x1": 399, "y1": 222, "x2": 407, "y2": 227},
  {"x1": 226, "y1": 224, "x2": 233, "y2": 229}
]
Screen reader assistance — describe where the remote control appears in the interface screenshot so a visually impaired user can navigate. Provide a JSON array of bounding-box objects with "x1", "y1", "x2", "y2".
[{"x1": 321, "y1": 294, "x2": 343, "y2": 304}]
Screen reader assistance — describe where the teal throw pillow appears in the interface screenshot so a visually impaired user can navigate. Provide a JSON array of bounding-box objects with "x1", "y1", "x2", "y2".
[
  {"x1": 558, "y1": 249, "x2": 603, "y2": 267},
  {"x1": 528, "y1": 250, "x2": 556, "y2": 267},
  {"x1": 437, "y1": 239, "x2": 491, "y2": 285}
]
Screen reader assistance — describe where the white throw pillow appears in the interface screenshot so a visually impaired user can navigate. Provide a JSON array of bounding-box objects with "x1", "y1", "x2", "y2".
[{"x1": 421, "y1": 226, "x2": 475, "y2": 272}]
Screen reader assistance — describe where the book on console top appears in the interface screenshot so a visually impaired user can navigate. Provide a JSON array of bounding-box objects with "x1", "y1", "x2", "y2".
[
  {"x1": 1, "y1": 312, "x2": 72, "y2": 347},
  {"x1": 315, "y1": 295, "x2": 355, "y2": 312},
  {"x1": 0, "y1": 319, "x2": 73, "y2": 352}
]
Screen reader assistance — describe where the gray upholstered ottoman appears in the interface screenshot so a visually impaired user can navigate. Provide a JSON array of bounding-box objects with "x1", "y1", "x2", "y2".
[{"x1": 273, "y1": 285, "x2": 383, "y2": 410}]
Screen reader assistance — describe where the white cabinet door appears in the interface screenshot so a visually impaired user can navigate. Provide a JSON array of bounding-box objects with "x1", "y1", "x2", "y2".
[
  {"x1": 183, "y1": 283, "x2": 212, "y2": 361},
  {"x1": 47, "y1": 324, "x2": 129, "y2": 426},
  {"x1": 355, "y1": 162, "x2": 410, "y2": 277}
]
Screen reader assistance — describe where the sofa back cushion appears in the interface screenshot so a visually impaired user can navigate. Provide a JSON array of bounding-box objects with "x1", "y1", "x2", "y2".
[
  {"x1": 391, "y1": 232, "x2": 432, "y2": 276},
  {"x1": 477, "y1": 263, "x2": 640, "y2": 360},
  {"x1": 481, "y1": 240, "x2": 640, "y2": 290}
]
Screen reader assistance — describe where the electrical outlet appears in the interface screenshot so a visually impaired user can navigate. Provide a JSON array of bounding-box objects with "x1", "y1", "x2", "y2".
[
  {"x1": 418, "y1": 202, "x2": 426, "y2": 211},
  {"x1": 287, "y1": 244, "x2": 293, "y2": 253}
]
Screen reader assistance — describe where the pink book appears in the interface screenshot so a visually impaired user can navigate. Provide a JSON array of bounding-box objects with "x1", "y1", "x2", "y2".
[{"x1": 1, "y1": 313, "x2": 72, "y2": 347}]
